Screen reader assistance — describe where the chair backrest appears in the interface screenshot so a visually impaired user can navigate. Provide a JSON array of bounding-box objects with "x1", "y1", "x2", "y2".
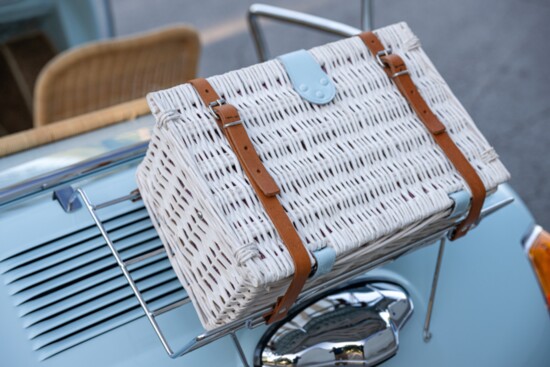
[{"x1": 33, "y1": 25, "x2": 200, "y2": 127}]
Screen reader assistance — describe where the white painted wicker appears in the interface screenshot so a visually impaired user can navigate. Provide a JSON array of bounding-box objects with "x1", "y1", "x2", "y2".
[{"x1": 136, "y1": 22, "x2": 509, "y2": 330}]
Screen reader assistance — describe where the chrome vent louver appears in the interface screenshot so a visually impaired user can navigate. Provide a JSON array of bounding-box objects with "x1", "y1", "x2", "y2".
[{"x1": 0, "y1": 205, "x2": 185, "y2": 361}]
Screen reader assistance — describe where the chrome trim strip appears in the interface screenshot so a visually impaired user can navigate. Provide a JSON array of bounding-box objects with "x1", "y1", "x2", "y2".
[{"x1": 0, "y1": 142, "x2": 148, "y2": 206}]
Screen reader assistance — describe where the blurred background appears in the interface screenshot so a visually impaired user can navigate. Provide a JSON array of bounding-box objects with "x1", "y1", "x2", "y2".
[{"x1": 0, "y1": 0, "x2": 548, "y2": 227}]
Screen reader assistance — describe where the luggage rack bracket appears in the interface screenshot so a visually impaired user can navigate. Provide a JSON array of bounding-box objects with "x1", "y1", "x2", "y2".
[{"x1": 74, "y1": 186, "x2": 513, "y2": 360}]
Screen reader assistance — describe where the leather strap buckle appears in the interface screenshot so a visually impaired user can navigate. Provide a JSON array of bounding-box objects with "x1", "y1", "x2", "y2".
[
  {"x1": 209, "y1": 99, "x2": 243, "y2": 128},
  {"x1": 208, "y1": 98, "x2": 226, "y2": 119},
  {"x1": 376, "y1": 47, "x2": 410, "y2": 78},
  {"x1": 376, "y1": 46, "x2": 392, "y2": 68}
]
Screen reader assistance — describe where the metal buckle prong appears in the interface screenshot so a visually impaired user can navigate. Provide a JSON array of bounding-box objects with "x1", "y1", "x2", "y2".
[
  {"x1": 223, "y1": 120, "x2": 243, "y2": 129},
  {"x1": 208, "y1": 98, "x2": 226, "y2": 119},
  {"x1": 376, "y1": 46, "x2": 392, "y2": 68},
  {"x1": 391, "y1": 70, "x2": 410, "y2": 78}
]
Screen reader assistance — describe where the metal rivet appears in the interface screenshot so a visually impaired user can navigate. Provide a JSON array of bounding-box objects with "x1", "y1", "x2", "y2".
[
  {"x1": 315, "y1": 90, "x2": 325, "y2": 98},
  {"x1": 320, "y1": 78, "x2": 329, "y2": 86},
  {"x1": 299, "y1": 84, "x2": 309, "y2": 92}
]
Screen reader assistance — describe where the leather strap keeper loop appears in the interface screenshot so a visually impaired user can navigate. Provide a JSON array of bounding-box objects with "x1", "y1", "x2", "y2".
[
  {"x1": 189, "y1": 78, "x2": 312, "y2": 323},
  {"x1": 358, "y1": 32, "x2": 486, "y2": 240}
]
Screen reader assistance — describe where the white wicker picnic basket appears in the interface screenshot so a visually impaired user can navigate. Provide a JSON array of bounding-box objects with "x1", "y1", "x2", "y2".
[{"x1": 136, "y1": 22, "x2": 509, "y2": 330}]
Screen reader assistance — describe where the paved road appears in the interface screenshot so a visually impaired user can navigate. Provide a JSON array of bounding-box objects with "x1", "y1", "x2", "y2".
[{"x1": 113, "y1": 0, "x2": 550, "y2": 228}]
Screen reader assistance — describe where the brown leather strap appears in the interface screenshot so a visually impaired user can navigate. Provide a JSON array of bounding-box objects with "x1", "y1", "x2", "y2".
[
  {"x1": 189, "y1": 79, "x2": 280, "y2": 197},
  {"x1": 189, "y1": 78, "x2": 311, "y2": 323},
  {"x1": 359, "y1": 32, "x2": 486, "y2": 240}
]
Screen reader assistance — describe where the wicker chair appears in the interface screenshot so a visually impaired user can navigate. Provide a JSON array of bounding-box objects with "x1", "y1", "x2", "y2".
[{"x1": 33, "y1": 25, "x2": 200, "y2": 127}]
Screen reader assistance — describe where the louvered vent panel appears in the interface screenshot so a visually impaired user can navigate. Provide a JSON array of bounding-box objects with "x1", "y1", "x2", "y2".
[{"x1": 0, "y1": 205, "x2": 186, "y2": 361}]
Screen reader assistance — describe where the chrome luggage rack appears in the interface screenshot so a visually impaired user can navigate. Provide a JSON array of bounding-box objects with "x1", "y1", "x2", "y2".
[{"x1": 72, "y1": 185, "x2": 513, "y2": 361}]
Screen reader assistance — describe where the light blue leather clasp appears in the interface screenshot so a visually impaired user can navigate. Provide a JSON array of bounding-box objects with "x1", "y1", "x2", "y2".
[
  {"x1": 311, "y1": 246, "x2": 336, "y2": 278},
  {"x1": 449, "y1": 190, "x2": 472, "y2": 218},
  {"x1": 278, "y1": 50, "x2": 336, "y2": 105}
]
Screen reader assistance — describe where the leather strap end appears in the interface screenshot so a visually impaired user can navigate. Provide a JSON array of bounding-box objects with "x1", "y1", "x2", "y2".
[
  {"x1": 264, "y1": 252, "x2": 311, "y2": 324},
  {"x1": 189, "y1": 78, "x2": 219, "y2": 105},
  {"x1": 255, "y1": 178, "x2": 280, "y2": 198},
  {"x1": 263, "y1": 297, "x2": 288, "y2": 324}
]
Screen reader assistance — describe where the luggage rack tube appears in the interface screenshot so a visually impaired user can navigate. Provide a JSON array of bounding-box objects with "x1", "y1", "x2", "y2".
[
  {"x1": 74, "y1": 185, "x2": 513, "y2": 360},
  {"x1": 248, "y1": 3, "x2": 363, "y2": 62}
]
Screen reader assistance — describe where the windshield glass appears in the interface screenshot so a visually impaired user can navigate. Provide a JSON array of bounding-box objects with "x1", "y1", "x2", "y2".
[{"x1": 0, "y1": 115, "x2": 153, "y2": 190}]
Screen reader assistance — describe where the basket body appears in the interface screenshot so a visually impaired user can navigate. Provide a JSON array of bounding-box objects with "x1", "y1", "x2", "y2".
[{"x1": 136, "y1": 22, "x2": 509, "y2": 329}]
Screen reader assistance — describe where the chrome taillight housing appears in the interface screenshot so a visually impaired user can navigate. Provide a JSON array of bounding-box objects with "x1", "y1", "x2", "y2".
[{"x1": 254, "y1": 281, "x2": 413, "y2": 367}]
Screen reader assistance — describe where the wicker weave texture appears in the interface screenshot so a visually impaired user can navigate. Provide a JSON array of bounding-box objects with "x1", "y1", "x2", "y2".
[
  {"x1": 34, "y1": 25, "x2": 200, "y2": 127},
  {"x1": 136, "y1": 22, "x2": 509, "y2": 329}
]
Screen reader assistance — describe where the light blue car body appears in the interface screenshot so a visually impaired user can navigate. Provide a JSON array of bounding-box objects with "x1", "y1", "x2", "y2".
[
  {"x1": 0, "y1": 118, "x2": 548, "y2": 366},
  {"x1": 0, "y1": 2, "x2": 548, "y2": 365}
]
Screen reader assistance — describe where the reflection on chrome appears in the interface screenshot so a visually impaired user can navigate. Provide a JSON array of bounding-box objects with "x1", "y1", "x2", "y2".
[{"x1": 255, "y1": 281, "x2": 413, "y2": 367}]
